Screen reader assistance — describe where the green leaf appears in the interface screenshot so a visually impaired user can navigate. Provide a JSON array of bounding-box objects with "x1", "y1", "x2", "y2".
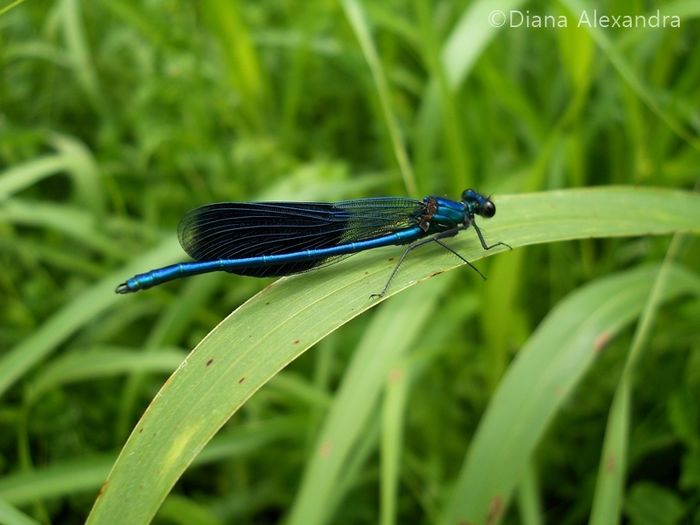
[
  {"x1": 380, "y1": 355, "x2": 411, "y2": 525},
  {"x1": 0, "y1": 0, "x2": 30, "y2": 17},
  {"x1": 0, "y1": 417, "x2": 302, "y2": 505},
  {"x1": 61, "y1": 0, "x2": 103, "y2": 112},
  {"x1": 624, "y1": 482, "x2": 685, "y2": 525},
  {"x1": 0, "y1": 156, "x2": 70, "y2": 200},
  {"x1": 442, "y1": 0, "x2": 526, "y2": 88},
  {"x1": 157, "y1": 495, "x2": 222, "y2": 525},
  {"x1": 415, "y1": 0, "x2": 526, "y2": 190},
  {"x1": 0, "y1": 238, "x2": 182, "y2": 398},
  {"x1": 556, "y1": 11, "x2": 594, "y2": 92},
  {"x1": 85, "y1": 187, "x2": 700, "y2": 524},
  {"x1": 559, "y1": 0, "x2": 700, "y2": 150},
  {"x1": 0, "y1": 499, "x2": 41, "y2": 525},
  {"x1": 24, "y1": 347, "x2": 186, "y2": 405},
  {"x1": 341, "y1": 0, "x2": 417, "y2": 195},
  {"x1": 200, "y1": 0, "x2": 270, "y2": 131},
  {"x1": 442, "y1": 263, "x2": 700, "y2": 524},
  {"x1": 286, "y1": 278, "x2": 451, "y2": 525},
  {"x1": 0, "y1": 199, "x2": 121, "y2": 258},
  {"x1": 590, "y1": 235, "x2": 687, "y2": 525}
]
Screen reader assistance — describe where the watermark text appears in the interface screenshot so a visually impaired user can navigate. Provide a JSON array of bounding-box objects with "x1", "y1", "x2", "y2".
[{"x1": 488, "y1": 9, "x2": 680, "y2": 29}]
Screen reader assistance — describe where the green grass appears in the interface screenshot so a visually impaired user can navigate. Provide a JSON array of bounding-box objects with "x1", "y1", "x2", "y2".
[{"x1": 1, "y1": 1, "x2": 699, "y2": 524}]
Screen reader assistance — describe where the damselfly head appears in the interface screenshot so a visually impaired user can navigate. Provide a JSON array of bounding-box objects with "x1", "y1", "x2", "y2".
[{"x1": 461, "y1": 189, "x2": 496, "y2": 219}]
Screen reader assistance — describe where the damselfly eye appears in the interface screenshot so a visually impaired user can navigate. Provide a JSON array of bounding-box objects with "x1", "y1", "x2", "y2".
[{"x1": 482, "y1": 200, "x2": 496, "y2": 218}]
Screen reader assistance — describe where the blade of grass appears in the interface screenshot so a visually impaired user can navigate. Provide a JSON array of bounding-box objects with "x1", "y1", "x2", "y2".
[
  {"x1": 156, "y1": 495, "x2": 221, "y2": 525},
  {"x1": 0, "y1": 456, "x2": 113, "y2": 507},
  {"x1": 0, "y1": 156, "x2": 71, "y2": 200},
  {"x1": 589, "y1": 233, "x2": 687, "y2": 524},
  {"x1": 0, "y1": 238, "x2": 181, "y2": 399},
  {"x1": 24, "y1": 347, "x2": 186, "y2": 405},
  {"x1": 415, "y1": 0, "x2": 525, "y2": 190},
  {"x1": 559, "y1": 0, "x2": 700, "y2": 151},
  {"x1": 1, "y1": 199, "x2": 122, "y2": 258},
  {"x1": 0, "y1": 417, "x2": 303, "y2": 505},
  {"x1": 50, "y1": 134, "x2": 104, "y2": 216},
  {"x1": 442, "y1": 263, "x2": 700, "y2": 524},
  {"x1": 327, "y1": 413, "x2": 381, "y2": 518},
  {"x1": 413, "y1": 0, "x2": 470, "y2": 192},
  {"x1": 0, "y1": 499, "x2": 41, "y2": 525},
  {"x1": 0, "y1": 135, "x2": 102, "y2": 213},
  {"x1": 341, "y1": 0, "x2": 417, "y2": 196},
  {"x1": 200, "y1": 0, "x2": 270, "y2": 132},
  {"x1": 380, "y1": 358, "x2": 411, "y2": 525},
  {"x1": 517, "y1": 463, "x2": 543, "y2": 525},
  {"x1": 0, "y1": 0, "x2": 29, "y2": 17},
  {"x1": 442, "y1": 0, "x2": 526, "y2": 89},
  {"x1": 0, "y1": 236, "x2": 105, "y2": 276},
  {"x1": 286, "y1": 277, "x2": 451, "y2": 525},
  {"x1": 85, "y1": 187, "x2": 700, "y2": 524},
  {"x1": 61, "y1": 0, "x2": 103, "y2": 112},
  {"x1": 116, "y1": 273, "x2": 224, "y2": 440}
]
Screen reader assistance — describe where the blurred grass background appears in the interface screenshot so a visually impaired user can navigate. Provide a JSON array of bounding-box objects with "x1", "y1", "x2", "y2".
[{"x1": 0, "y1": 0, "x2": 699, "y2": 524}]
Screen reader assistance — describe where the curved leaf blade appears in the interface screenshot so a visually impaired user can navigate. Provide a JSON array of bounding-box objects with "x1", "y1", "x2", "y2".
[
  {"x1": 86, "y1": 187, "x2": 700, "y2": 524},
  {"x1": 443, "y1": 263, "x2": 700, "y2": 524}
]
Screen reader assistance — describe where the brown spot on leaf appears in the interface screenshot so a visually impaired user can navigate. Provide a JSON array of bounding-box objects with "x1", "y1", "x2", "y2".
[
  {"x1": 594, "y1": 331, "x2": 611, "y2": 352},
  {"x1": 97, "y1": 480, "x2": 109, "y2": 499},
  {"x1": 606, "y1": 454, "x2": 616, "y2": 473},
  {"x1": 389, "y1": 367, "x2": 403, "y2": 384},
  {"x1": 430, "y1": 270, "x2": 443, "y2": 278},
  {"x1": 486, "y1": 495, "x2": 504, "y2": 525},
  {"x1": 387, "y1": 257, "x2": 395, "y2": 262},
  {"x1": 320, "y1": 441, "x2": 333, "y2": 458},
  {"x1": 206, "y1": 358, "x2": 214, "y2": 367},
  {"x1": 293, "y1": 339, "x2": 300, "y2": 345},
  {"x1": 238, "y1": 376, "x2": 246, "y2": 384}
]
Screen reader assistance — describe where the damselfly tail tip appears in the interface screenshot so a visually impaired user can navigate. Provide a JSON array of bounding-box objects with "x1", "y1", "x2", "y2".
[{"x1": 115, "y1": 282, "x2": 132, "y2": 294}]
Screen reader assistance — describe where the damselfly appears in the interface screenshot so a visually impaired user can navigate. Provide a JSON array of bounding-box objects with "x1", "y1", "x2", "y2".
[{"x1": 115, "y1": 189, "x2": 510, "y2": 297}]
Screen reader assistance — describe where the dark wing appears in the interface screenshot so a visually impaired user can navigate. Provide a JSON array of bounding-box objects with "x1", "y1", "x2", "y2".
[{"x1": 177, "y1": 198, "x2": 425, "y2": 277}]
